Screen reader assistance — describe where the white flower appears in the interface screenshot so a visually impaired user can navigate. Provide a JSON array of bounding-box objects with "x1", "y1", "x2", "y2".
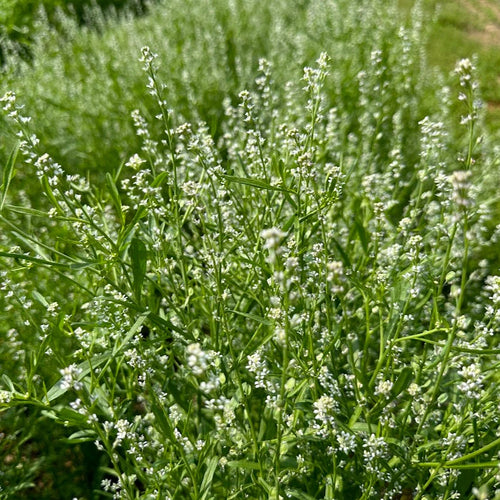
[
  {"x1": 139, "y1": 46, "x2": 158, "y2": 65},
  {"x1": 47, "y1": 302, "x2": 59, "y2": 314},
  {"x1": 375, "y1": 379, "x2": 393, "y2": 399},
  {"x1": 363, "y1": 434, "x2": 388, "y2": 474},
  {"x1": 247, "y1": 349, "x2": 269, "y2": 389},
  {"x1": 313, "y1": 395, "x2": 338, "y2": 424},
  {"x1": 457, "y1": 363, "x2": 483, "y2": 400},
  {"x1": 261, "y1": 228, "x2": 286, "y2": 250},
  {"x1": 408, "y1": 383, "x2": 420, "y2": 396},
  {"x1": 449, "y1": 170, "x2": 472, "y2": 208},
  {"x1": 0, "y1": 390, "x2": 12, "y2": 404},
  {"x1": 59, "y1": 364, "x2": 83, "y2": 391},
  {"x1": 0, "y1": 91, "x2": 16, "y2": 112},
  {"x1": 337, "y1": 430, "x2": 357, "y2": 454},
  {"x1": 125, "y1": 154, "x2": 146, "y2": 170},
  {"x1": 261, "y1": 228, "x2": 286, "y2": 264},
  {"x1": 455, "y1": 58, "x2": 473, "y2": 75},
  {"x1": 186, "y1": 343, "x2": 210, "y2": 376}
]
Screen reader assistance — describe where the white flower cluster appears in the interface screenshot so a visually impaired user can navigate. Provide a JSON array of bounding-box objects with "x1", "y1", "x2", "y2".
[
  {"x1": 186, "y1": 343, "x2": 212, "y2": 376},
  {"x1": 246, "y1": 349, "x2": 270, "y2": 389},
  {"x1": 457, "y1": 363, "x2": 484, "y2": 400},
  {"x1": 303, "y1": 52, "x2": 329, "y2": 98},
  {"x1": 312, "y1": 394, "x2": 338, "y2": 437},
  {"x1": 449, "y1": 170, "x2": 473, "y2": 209},
  {"x1": 363, "y1": 434, "x2": 388, "y2": 475},
  {"x1": 454, "y1": 58, "x2": 482, "y2": 125},
  {"x1": 139, "y1": 46, "x2": 158, "y2": 70},
  {"x1": 0, "y1": 390, "x2": 12, "y2": 404},
  {"x1": 125, "y1": 153, "x2": 146, "y2": 171},
  {"x1": 485, "y1": 276, "x2": 500, "y2": 307},
  {"x1": 326, "y1": 260, "x2": 345, "y2": 294},
  {"x1": 455, "y1": 58, "x2": 474, "y2": 87},
  {"x1": 59, "y1": 364, "x2": 83, "y2": 391},
  {"x1": 375, "y1": 379, "x2": 394, "y2": 399},
  {"x1": 261, "y1": 227, "x2": 286, "y2": 264},
  {"x1": 337, "y1": 430, "x2": 357, "y2": 455}
]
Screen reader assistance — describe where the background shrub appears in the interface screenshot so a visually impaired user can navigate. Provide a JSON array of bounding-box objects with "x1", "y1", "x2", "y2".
[
  {"x1": 1, "y1": 0, "x2": 439, "y2": 177},
  {"x1": 0, "y1": 0, "x2": 149, "y2": 65}
]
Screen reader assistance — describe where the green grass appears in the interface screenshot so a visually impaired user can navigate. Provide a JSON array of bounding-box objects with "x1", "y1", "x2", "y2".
[
  {"x1": 399, "y1": 0, "x2": 500, "y2": 128},
  {"x1": 1, "y1": 0, "x2": 500, "y2": 498}
]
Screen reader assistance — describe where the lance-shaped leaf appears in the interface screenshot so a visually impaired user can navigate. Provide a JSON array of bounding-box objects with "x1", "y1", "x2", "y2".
[
  {"x1": 0, "y1": 143, "x2": 19, "y2": 211},
  {"x1": 130, "y1": 237, "x2": 147, "y2": 302}
]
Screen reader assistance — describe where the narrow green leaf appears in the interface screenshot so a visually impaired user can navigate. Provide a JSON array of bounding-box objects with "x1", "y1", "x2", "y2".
[
  {"x1": 354, "y1": 218, "x2": 369, "y2": 253},
  {"x1": 282, "y1": 186, "x2": 298, "y2": 209},
  {"x1": 348, "y1": 405, "x2": 363, "y2": 428},
  {"x1": 130, "y1": 238, "x2": 147, "y2": 302},
  {"x1": 257, "y1": 477, "x2": 273, "y2": 493},
  {"x1": 200, "y1": 456, "x2": 219, "y2": 500},
  {"x1": 0, "y1": 250, "x2": 95, "y2": 270},
  {"x1": 0, "y1": 143, "x2": 19, "y2": 211},
  {"x1": 3, "y1": 204, "x2": 49, "y2": 217},
  {"x1": 351, "y1": 421, "x2": 370, "y2": 433},
  {"x1": 112, "y1": 312, "x2": 150, "y2": 356},
  {"x1": 151, "y1": 171, "x2": 169, "y2": 187},
  {"x1": 32, "y1": 290, "x2": 49, "y2": 307},
  {"x1": 288, "y1": 488, "x2": 318, "y2": 500},
  {"x1": 41, "y1": 175, "x2": 63, "y2": 213},
  {"x1": 149, "y1": 389, "x2": 176, "y2": 441},
  {"x1": 330, "y1": 236, "x2": 351, "y2": 267},
  {"x1": 45, "y1": 352, "x2": 110, "y2": 403},
  {"x1": 51, "y1": 407, "x2": 88, "y2": 425},
  {"x1": 106, "y1": 172, "x2": 124, "y2": 224},
  {"x1": 1, "y1": 374, "x2": 15, "y2": 392},
  {"x1": 226, "y1": 309, "x2": 273, "y2": 326},
  {"x1": 68, "y1": 260, "x2": 98, "y2": 270},
  {"x1": 63, "y1": 429, "x2": 97, "y2": 444},
  {"x1": 118, "y1": 207, "x2": 147, "y2": 249},
  {"x1": 283, "y1": 214, "x2": 296, "y2": 233},
  {"x1": 392, "y1": 367, "x2": 413, "y2": 398},
  {"x1": 417, "y1": 461, "x2": 500, "y2": 470},
  {"x1": 223, "y1": 174, "x2": 296, "y2": 194},
  {"x1": 113, "y1": 159, "x2": 125, "y2": 184},
  {"x1": 0, "y1": 250, "x2": 65, "y2": 268}
]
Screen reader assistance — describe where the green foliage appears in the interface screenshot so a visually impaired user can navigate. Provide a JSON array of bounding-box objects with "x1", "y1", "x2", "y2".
[
  {"x1": 1, "y1": 0, "x2": 500, "y2": 499},
  {"x1": 1, "y1": 0, "x2": 439, "y2": 178},
  {"x1": 0, "y1": 407, "x2": 105, "y2": 498},
  {"x1": 399, "y1": 0, "x2": 500, "y2": 128},
  {"x1": 0, "y1": 0, "x2": 149, "y2": 67}
]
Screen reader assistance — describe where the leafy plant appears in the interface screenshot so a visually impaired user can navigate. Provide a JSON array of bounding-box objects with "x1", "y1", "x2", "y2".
[{"x1": 1, "y1": 1, "x2": 500, "y2": 499}]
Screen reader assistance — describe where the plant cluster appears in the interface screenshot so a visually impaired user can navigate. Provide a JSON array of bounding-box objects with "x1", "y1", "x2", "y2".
[
  {"x1": 0, "y1": 0, "x2": 149, "y2": 66},
  {"x1": 1, "y1": 1, "x2": 500, "y2": 499},
  {"x1": 1, "y1": 0, "x2": 438, "y2": 176}
]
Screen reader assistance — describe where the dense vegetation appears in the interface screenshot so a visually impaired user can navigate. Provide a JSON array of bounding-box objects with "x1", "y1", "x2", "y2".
[
  {"x1": 0, "y1": 0, "x2": 148, "y2": 62},
  {"x1": 399, "y1": 0, "x2": 500, "y2": 128},
  {"x1": 1, "y1": 0, "x2": 500, "y2": 498}
]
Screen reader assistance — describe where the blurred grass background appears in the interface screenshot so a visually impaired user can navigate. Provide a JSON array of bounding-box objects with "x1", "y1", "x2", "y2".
[
  {"x1": 0, "y1": 0, "x2": 432, "y2": 178},
  {"x1": 399, "y1": 0, "x2": 500, "y2": 128},
  {"x1": 2, "y1": 0, "x2": 500, "y2": 176}
]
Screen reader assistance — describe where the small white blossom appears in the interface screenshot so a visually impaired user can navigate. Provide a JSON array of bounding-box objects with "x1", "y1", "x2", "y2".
[
  {"x1": 186, "y1": 343, "x2": 210, "y2": 376},
  {"x1": 375, "y1": 379, "x2": 393, "y2": 399},
  {"x1": 450, "y1": 170, "x2": 472, "y2": 208},
  {"x1": 363, "y1": 434, "x2": 388, "y2": 475},
  {"x1": 0, "y1": 390, "x2": 12, "y2": 404},
  {"x1": 125, "y1": 154, "x2": 147, "y2": 170},
  {"x1": 59, "y1": 364, "x2": 83, "y2": 391}
]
